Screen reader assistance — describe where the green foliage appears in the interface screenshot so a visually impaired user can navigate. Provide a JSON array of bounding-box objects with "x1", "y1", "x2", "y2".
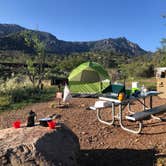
[
  {"x1": 0, "y1": 87, "x2": 56, "y2": 111},
  {"x1": 58, "y1": 54, "x2": 86, "y2": 74},
  {"x1": 0, "y1": 76, "x2": 32, "y2": 94},
  {"x1": 22, "y1": 32, "x2": 47, "y2": 89},
  {"x1": 153, "y1": 38, "x2": 166, "y2": 67},
  {"x1": 10, "y1": 87, "x2": 38, "y2": 103},
  {"x1": 119, "y1": 54, "x2": 154, "y2": 78},
  {"x1": 137, "y1": 78, "x2": 156, "y2": 90},
  {"x1": 0, "y1": 49, "x2": 155, "y2": 81},
  {"x1": 27, "y1": 59, "x2": 35, "y2": 75},
  {"x1": 0, "y1": 96, "x2": 10, "y2": 107},
  {"x1": 160, "y1": 56, "x2": 166, "y2": 67},
  {"x1": 161, "y1": 38, "x2": 166, "y2": 52}
]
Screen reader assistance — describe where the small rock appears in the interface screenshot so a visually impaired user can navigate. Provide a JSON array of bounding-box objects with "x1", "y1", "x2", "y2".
[
  {"x1": 81, "y1": 131, "x2": 88, "y2": 135},
  {"x1": 100, "y1": 142, "x2": 104, "y2": 145},
  {"x1": 134, "y1": 138, "x2": 139, "y2": 143},
  {"x1": 80, "y1": 104, "x2": 85, "y2": 107}
]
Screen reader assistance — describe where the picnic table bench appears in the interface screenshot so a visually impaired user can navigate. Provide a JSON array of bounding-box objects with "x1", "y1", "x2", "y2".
[{"x1": 126, "y1": 104, "x2": 166, "y2": 121}]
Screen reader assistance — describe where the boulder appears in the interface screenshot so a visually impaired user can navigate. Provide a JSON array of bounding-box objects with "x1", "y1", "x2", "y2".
[{"x1": 0, "y1": 124, "x2": 80, "y2": 166}]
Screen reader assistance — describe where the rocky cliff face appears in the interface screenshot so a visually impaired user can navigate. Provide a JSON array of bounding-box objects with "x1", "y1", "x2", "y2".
[{"x1": 0, "y1": 125, "x2": 80, "y2": 166}]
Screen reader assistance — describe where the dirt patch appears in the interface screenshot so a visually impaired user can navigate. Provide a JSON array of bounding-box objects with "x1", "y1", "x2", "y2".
[{"x1": 0, "y1": 96, "x2": 166, "y2": 166}]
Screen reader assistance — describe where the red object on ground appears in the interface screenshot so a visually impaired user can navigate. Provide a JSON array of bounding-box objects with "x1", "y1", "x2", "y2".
[
  {"x1": 13, "y1": 121, "x2": 21, "y2": 128},
  {"x1": 47, "y1": 121, "x2": 56, "y2": 129}
]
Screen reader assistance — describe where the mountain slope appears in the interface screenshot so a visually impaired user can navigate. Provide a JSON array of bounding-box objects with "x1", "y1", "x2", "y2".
[
  {"x1": 0, "y1": 24, "x2": 25, "y2": 37},
  {"x1": 0, "y1": 24, "x2": 147, "y2": 56}
]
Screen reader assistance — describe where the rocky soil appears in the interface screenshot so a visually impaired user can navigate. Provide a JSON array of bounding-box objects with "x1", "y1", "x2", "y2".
[{"x1": 0, "y1": 96, "x2": 166, "y2": 166}]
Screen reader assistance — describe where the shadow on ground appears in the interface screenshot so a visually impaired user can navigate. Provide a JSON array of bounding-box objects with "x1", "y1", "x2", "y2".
[{"x1": 79, "y1": 148, "x2": 156, "y2": 166}]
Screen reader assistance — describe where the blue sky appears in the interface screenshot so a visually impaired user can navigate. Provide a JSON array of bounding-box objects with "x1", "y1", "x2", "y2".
[{"x1": 0, "y1": 0, "x2": 166, "y2": 52}]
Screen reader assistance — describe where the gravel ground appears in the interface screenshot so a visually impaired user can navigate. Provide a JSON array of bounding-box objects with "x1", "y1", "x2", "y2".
[{"x1": 0, "y1": 96, "x2": 166, "y2": 166}]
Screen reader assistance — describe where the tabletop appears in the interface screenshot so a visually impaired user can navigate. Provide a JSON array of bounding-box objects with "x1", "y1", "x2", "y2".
[{"x1": 99, "y1": 91, "x2": 160, "y2": 104}]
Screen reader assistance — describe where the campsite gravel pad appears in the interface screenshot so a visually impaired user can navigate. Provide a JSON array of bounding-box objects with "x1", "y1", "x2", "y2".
[{"x1": 0, "y1": 96, "x2": 166, "y2": 166}]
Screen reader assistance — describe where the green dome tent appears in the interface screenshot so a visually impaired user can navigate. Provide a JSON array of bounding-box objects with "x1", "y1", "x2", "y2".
[{"x1": 68, "y1": 61, "x2": 110, "y2": 94}]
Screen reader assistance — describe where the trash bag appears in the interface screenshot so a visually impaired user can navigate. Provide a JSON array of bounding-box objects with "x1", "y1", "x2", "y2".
[{"x1": 63, "y1": 84, "x2": 72, "y2": 102}]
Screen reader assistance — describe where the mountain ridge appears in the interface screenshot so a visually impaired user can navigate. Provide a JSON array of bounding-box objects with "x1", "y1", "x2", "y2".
[{"x1": 0, "y1": 23, "x2": 148, "y2": 56}]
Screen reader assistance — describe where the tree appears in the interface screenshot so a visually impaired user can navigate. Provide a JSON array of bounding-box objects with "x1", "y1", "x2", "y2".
[
  {"x1": 23, "y1": 31, "x2": 47, "y2": 89},
  {"x1": 158, "y1": 38, "x2": 166, "y2": 67},
  {"x1": 158, "y1": 16, "x2": 166, "y2": 67}
]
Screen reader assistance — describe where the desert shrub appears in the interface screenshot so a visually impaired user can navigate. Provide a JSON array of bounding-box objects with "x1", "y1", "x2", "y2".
[
  {"x1": 0, "y1": 86, "x2": 56, "y2": 111},
  {"x1": 0, "y1": 75, "x2": 57, "y2": 111},
  {"x1": 0, "y1": 96, "x2": 11, "y2": 107},
  {"x1": 10, "y1": 87, "x2": 41, "y2": 103},
  {"x1": 0, "y1": 76, "x2": 32, "y2": 94},
  {"x1": 135, "y1": 64, "x2": 154, "y2": 78},
  {"x1": 120, "y1": 63, "x2": 154, "y2": 79}
]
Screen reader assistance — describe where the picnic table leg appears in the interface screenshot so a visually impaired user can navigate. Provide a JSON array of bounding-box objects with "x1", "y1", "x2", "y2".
[
  {"x1": 118, "y1": 104, "x2": 143, "y2": 134},
  {"x1": 149, "y1": 96, "x2": 163, "y2": 121},
  {"x1": 96, "y1": 102, "x2": 115, "y2": 126},
  {"x1": 127, "y1": 102, "x2": 134, "y2": 114},
  {"x1": 143, "y1": 98, "x2": 146, "y2": 110},
  {"x1": 150, "y1": 96, "x2": 152, "y2": 109}
]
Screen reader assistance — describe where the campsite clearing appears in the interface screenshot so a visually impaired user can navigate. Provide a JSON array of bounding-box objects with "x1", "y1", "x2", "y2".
[{"x1": 0, "y1": 97, "x2": 166, "y2": 165}]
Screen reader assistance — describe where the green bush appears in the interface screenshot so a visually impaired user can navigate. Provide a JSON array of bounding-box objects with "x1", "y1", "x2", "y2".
[
  {"x1": 0, "y1": 96, "x2": 10, "y2": 107},
  {"x1": 10, "y1": 88, "x2": 26, "y2": 103},
  {"x1": 10, "y1": 87, "x2": 41, "y2": 103},
  {"x1": 0, "y1": 86, "x2": 56, "y2": 111}
]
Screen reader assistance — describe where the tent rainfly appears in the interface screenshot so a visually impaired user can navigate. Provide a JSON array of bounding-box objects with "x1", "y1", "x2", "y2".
[{"x1": 68, "y1": 61, "x2": 110, "y2": 94}]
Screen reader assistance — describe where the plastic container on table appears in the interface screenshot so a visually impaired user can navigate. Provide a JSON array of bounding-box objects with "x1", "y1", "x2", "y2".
[
  {"x1": 132, "y1": 82, "x2": 139, "y2": 89},
  {"x1": 118, "y1": 92, "x2": 125, "y2": 101}
]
